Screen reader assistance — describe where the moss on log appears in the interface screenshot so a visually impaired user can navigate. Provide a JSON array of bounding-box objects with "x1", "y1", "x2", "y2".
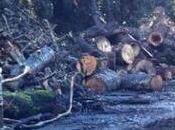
[{"x1": 3, "y1": 90, "x2": 66, "y2": 119}]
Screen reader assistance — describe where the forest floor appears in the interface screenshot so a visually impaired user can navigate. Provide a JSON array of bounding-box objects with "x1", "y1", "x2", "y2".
[{"x1": 1, "y1": 1, "x2": 175, "y2": 130}]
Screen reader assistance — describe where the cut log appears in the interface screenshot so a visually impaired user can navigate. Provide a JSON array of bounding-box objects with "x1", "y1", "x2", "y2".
[
  {"x1": 121, "y1": 73, "x2": 163, "y2": 91},
  {"x1": 96, "y1": 36, "x2": 112, "y2": 53},
  {"x1": 157, "y1": 66, "x2": 175, "y2": 80},
  {"x1": 148, "y1": 23, "x2": 169, "y2": 47},
  {"x1": 134, "y1": 59, "x2": 155, "y2": 75},
  {"x1": 76, "y1": 55, "x2": 98, "y2": 76},
  {"x1": 85, "y1": 69, "x2": 121, "y2": 92},
  {"x1": 121, "y1": 44, "x2": 135, "y2": 64},
  {"x1": 5, "y1": 46, "x2": 55, "y2": 90},
  {"x1": 86, "y1": 70, "x2": 163, "y2": 92},
  {"x1": 24, "y1": 46, "x2": 55, "y2": 73},
  {"x1": 106, "y1": 43, "x2": 139, "y2": 69},
  {"x1": 131, "y1": 43, "x2": 141, "y2": 57}
]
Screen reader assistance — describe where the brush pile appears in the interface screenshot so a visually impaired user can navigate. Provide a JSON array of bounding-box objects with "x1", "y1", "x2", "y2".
[{"x1": 1, "y1": 1, "x2": 175, "y2": 129}]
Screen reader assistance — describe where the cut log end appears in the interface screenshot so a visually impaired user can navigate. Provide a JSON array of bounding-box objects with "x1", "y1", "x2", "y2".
[
  {"x1": 148, "y1": 32, "x2": 164, "y2": 47},
  {"x1": 96, "y1": 36, "x2": 112, "y2": 53},
  {"x1": 76, "y1": 55, "x2": 97, "y2": 76},
  {"x1": 150, "y1": 75, "x2": 163, "y2": 90},
  {"x1": 121, "y1": 44, "x2": 135, "y2": 64},
  {"x1": 85, "y1": 78, "x2": 107, "y2": 92},
  {"x1": 85, "y1": 69, "x2": 121, "y2": 92}
]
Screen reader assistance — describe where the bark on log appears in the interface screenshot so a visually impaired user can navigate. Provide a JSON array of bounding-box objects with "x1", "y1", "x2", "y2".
[
  {"x1": 134, "y1": 59, "x2": 155, "y2": 75},
  {"x1": 72, "y1": 35, "x2": 103, "y2": 57},
  {"x1": 24, "y1": 46, "x2": 55, "y2": 73},
  {"x1": 157, "y1": 66, "x2": 175, "y2": 80},
  {"x1": 83, "y1": 24, "x2": 141, "y2": 40},
  {"x1": 157, "y1": 67, "x2": 172, "y2": 80},
  {"x1": 5, "y1": 46, "x2": 55, "y2": 90},
  {"x1": 85, "y1": 69, "x2": 121, "y2": 92},
  {"x1": 86, "y1": 70, "x2": 163, "y2": 92},
  {"x1": 164, "y1": 34, "x2": 175, "y2": 49},
  {"x1": 11, "y1": 46, "x2": 55, "y2": 75},
  {"x1": 121, "y1": 73, "x2": 163, "y2": 91}
]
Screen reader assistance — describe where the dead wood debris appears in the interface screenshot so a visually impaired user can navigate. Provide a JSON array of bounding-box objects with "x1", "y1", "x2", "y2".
[{"x1": 2, "y1": 3, "x2": 175, "y2": 129}]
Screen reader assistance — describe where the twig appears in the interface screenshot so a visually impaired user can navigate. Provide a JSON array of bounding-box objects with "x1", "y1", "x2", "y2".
[
  {"x1": 43, "y1": 19, "x2": 58, "y2": 43},
  {"x1": 2, "y1": 66, "x2": 30, "y2": 83},
  {"x1": 21, "y1": 33, "x2": 44, "y2": 52},
  {"x1": 14, "y1": 72, "x2": 81, "y2": 129},
  {"x1": 2, "y1": 14, "x2": 11, "y2": 34},
  {"x1": 3, "y1": 118, "x2": 21, "y2": 124}
]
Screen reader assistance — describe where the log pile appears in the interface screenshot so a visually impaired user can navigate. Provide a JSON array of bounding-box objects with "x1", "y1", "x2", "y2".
[
  {"x1": 74, "y1": 6, "x2": 175, "y2": 93},
  {"x1": 2, "y1": 2, "x2": 175, "y2": 129}
]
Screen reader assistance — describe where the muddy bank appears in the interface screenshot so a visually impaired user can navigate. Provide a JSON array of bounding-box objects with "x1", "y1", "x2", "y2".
[{"x1": 33, "y1": 83, "x2": 175, "y2": 130}]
